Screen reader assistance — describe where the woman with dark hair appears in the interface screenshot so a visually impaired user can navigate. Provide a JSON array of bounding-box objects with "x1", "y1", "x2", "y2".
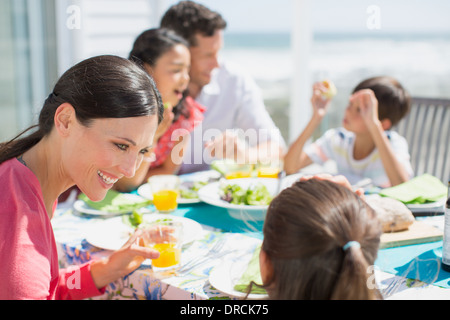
[
  {"x1": 0, "y1": 55, "x2": 165, "y2": 300},
  {"x1": 115, "y1": 28, "x2": 205, "y2": 192},
  {"x1": 258, "y1": 175, "x2": 383, "y2": 300}
]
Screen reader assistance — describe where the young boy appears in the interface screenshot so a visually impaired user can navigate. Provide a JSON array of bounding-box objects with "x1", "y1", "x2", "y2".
[{"x1": 284, "y1": 76, "x2": 414, "y2": 187}]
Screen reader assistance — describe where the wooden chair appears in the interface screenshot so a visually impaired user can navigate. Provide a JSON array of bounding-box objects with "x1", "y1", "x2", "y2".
[{"x1": 393, "y1": 97, "x2": 450, "y2": 184}]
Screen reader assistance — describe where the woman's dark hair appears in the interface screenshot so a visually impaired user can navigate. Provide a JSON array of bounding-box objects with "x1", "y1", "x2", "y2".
[
  {"x1": 160, "y1": 0, "x2": 227, "y2": 46},
  {"x1": 129, "y1": 28, "x2": 190, "y2": 121},
  {"x1": 353, "y1": 76, "x2": 411, "y2": 128},
  {"x1": 0, "y1": 55, "x2": 164, "y2": 164},
  {"x1": 260, "y1": 179, "x2": 382, "y2": 300},
  {"x1": 129, "y1": 28, "x2": 189, "y2": 69}
]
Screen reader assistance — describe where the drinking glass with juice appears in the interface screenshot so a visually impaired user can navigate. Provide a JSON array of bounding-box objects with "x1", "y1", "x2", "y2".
[
  {"x1": 256, "y1": 161, "x2": 282, "y2": 178},
  {"x1": 153, "y1": 190, "x2": 178, "y2": 212},
  {"x1": 141, "y1": 221, "x2": 183, "y2": 272},
  {"x1": 225, "y1": 164, "x2": 253, "y2": 180},
  {"x1": 148, "y1": 175, "x2": 180, "y2": 213}
]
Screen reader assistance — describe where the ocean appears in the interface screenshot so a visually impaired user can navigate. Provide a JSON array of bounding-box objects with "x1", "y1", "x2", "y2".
[{"x1": 221, "y1": 32, "x2": 450, "y2": 142}]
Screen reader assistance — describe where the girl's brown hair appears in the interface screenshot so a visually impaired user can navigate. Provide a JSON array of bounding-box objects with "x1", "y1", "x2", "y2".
[{"x1": 261, "y1": 179, "x2": 382, "y2": 300}]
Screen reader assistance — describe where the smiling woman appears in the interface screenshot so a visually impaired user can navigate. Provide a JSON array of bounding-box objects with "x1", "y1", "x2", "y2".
[{"x1": 0, "y1": 55, "x2": 165, "y2": 300}]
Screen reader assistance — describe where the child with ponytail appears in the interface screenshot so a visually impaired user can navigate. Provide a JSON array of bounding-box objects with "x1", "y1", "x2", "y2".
[{"x1": 259, "y1": 174, "x2": 383, "y2": 300}]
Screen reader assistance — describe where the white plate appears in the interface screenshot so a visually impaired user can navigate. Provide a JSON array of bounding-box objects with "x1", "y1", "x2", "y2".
[
  {"x1": 85, "y1": 214, "x2": 203, "y2": 251},
  {"x1": 406, "y1": 197, "x2": 446, "y2": 213},
  {"x1": 73, "y1": 193, "x2": 148, "y2": 216},
  {"x1": 198, "y1": 178, "x2": 281, "y2": 221},
  {"x1": 209, "y1": 255, "x2": 268, "y2": 300},
  {"x1": 137, "y1": 170, "x2": 221, "y2": 204}
]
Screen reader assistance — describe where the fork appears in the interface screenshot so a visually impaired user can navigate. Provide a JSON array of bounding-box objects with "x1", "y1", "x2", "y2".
[{"x1": 177, "y1": 238, "x2": 227, "y2": 275}]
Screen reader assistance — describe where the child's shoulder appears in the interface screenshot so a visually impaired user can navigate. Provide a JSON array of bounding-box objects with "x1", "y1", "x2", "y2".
[
  {"x1": 385, "y1": 130, "x2": 409, "y2": 147},
  {"x1": 322, "y1": 127, "x2": 354, "y2": 140}
]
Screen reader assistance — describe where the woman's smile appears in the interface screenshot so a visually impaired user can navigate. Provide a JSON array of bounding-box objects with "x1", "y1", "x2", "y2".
[{"x1": 97, "y1": 170, "x2": 119, "y2": 186}]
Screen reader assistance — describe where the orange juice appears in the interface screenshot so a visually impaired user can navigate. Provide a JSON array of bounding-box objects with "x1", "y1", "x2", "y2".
[
  {"x1": 257, "y1": 167, "x2": 280, "y2": 178},
  {"x1": 225, "y1": 171, "x2": 252, "y2": 179},
  {"x1": 151, "y1": 243, "x2": 181, "y2": 268},
  {"x1": 153, "y1": 190, "x2": 178, "y2": 212}
]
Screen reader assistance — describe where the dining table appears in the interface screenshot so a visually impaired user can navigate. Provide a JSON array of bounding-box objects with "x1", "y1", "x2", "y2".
[{"x1": 51, "y1": 169, "x2": 450, "y2": 301}]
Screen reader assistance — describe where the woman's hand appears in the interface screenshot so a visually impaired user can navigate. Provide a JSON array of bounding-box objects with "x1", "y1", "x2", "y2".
[{"x1": 90, "y1": 229, "x2": 160, "y2": 289}]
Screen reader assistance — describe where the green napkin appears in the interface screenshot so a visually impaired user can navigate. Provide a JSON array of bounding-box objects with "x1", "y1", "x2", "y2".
[
  {"x1": 234, "y1": 245, "x2": 267, "y2": 295},
  {"x1": 379, "y1": 174, "x2": 447, "y2": 204},
  {"x1": 78, "y1": 190, "x2": 151, "y2": 213}
]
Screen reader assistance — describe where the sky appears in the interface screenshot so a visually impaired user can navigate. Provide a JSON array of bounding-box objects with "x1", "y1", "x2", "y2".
[{"x1": 164, "y1": 0, "x2": 450, "y2": 34}]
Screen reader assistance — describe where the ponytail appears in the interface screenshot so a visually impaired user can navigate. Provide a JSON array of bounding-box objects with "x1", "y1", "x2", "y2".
[
  {"x1": 0, "y1": 126, "x2": 43, "y2": 165},
  {"x1": 0, "y1": 93, "x2": 62, "y2": 165},
  {"x1": 331, "y1": 245, "x2": 382, "y2": 300},
  {"x1": 262, "y1": 179, "x2": 382, "y2": 300}
]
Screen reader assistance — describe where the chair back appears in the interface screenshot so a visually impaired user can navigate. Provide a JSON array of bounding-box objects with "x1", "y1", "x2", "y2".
[{"x1": 393, "y1": 97, "x2": 450, "y2": 183}]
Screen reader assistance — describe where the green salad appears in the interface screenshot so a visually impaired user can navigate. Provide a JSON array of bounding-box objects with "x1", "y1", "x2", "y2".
[
  {"x1": 179, "y1": 180, "x2": 209, "y2": 199},
  {"x1": 220, "y1": 183, "x2": 273, "y2": 206}
]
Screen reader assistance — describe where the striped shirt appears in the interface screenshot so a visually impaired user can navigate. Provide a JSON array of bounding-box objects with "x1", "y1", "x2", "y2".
[{"x1": 304, "y1": 128, "x2": 414, "y2": 188}]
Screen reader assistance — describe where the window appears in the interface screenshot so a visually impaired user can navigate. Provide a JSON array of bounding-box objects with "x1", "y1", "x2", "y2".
[{"x1": 0, "y1": 0, "x2": 58, "y2": 141}]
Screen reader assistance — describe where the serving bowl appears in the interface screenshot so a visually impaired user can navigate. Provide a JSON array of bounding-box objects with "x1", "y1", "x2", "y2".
[{"x1": 198, "y1": 178, "x2": 282, "y2": 221}]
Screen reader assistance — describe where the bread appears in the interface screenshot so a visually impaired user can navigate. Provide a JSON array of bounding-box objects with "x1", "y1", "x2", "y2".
[
  {"x1": 365, "y1": 195, "x2": 415, "y2": 233},
  {"x1": 322, "y1": 80, "x2": 337, "y2": 99}
]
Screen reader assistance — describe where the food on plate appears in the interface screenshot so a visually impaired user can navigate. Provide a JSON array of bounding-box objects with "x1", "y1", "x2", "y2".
[
  {"x1": 220, "y1": 183, "x2": 273, "y2": 206},
  {"x1": 122, "y1": 209, "x2": 145, "y2": 228},
  {"x1": 321, "y1": 80, "x2": 337, "y2": 99},
  {"x1": 365, "y1": 196, "x2": 415, "y2": 233},
  {"x1": 179, "y1": 180, "x2": 209, "y2": 199}
]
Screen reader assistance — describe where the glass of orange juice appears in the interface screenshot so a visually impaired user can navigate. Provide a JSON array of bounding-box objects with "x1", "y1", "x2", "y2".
[
  {"x1": 224, "y1": 163, "x2": 254, "y2": 180},
  {"x1": 256, "y1": 161, "x2": 282, "y2": 179},
  {"x1": 148, "y1": 175, "x2": 180, "y2": 213},
  {"x1": 141, "y1": 221, "x2": 183, "y2": 273}
]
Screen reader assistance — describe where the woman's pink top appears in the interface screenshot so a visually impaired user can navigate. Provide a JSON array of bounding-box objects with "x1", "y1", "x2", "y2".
[{"x1": 0, "y1": 158, "x2": 105, "y2": 300}]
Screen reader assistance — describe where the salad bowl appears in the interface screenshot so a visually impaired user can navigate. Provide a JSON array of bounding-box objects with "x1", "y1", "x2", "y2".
[{"x1": 197, "y1": 178, "x2": 280, "y2": 221}]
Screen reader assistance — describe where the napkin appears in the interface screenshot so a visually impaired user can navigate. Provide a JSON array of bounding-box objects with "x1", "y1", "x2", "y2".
[
  {"x1": 233, "y1": 245, "x2": 267, "y2": 295},
  {"x1": 78, "y1": 190, "x2": 151, "y2": 213},
  {"x1": 379, "y1": 174, "x2": 447, "y2": 204}
]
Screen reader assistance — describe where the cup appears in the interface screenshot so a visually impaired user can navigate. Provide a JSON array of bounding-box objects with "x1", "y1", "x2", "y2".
[
  {"x1": 141, "y1": 221, "x2": 183, "y2": 273},
  {"x1": 148, "y1": 175, "x2": 180, "y2": 213},
  {"x1": 256, "y1": 161, "x2": 282, "y2": 179},
  {"x1": 224, "y1": 163, "x2": 254, "y2": 180}
]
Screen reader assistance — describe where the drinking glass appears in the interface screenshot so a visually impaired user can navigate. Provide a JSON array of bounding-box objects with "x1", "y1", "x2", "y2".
[
  {"x1": 141, "y1": 221, "x2": 183, "y2": 273},
  {"x1": 148, "y1": 175, "x2": 180, "y2": 213}
]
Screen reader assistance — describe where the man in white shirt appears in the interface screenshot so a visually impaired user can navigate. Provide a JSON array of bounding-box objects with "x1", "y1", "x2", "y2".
[{"x1": 161, "y1": 1, "x2": 286, "y2": 174}]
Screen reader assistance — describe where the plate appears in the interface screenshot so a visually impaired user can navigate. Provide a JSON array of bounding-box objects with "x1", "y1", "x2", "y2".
[
  {"x1": 137, "y1": 170, "x2": 221, "y2": 204},
  {"x1": 406, "y1": 197, "x2": 446, "y2": 213},
  {"x1": 73, "y1": 193, "x2": 148, "y2": 216},
  {"x1": 209, "y1": 255, "x2": 268, "y2": 300},
  {"x1": 85, "y1": 214, "x2": 203, "y2": 251},
  {"x1": 198, "y1": 178, "x2": 280, "y2": 221}
]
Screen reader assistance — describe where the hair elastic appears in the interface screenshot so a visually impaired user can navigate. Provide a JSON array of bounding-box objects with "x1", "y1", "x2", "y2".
[{"x1": 343, "y1": 241, "x2": 361, "y2": 251}]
